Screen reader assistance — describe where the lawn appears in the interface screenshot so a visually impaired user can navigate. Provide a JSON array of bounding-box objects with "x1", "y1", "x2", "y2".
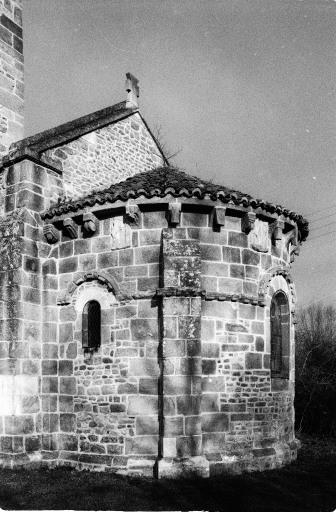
[{"x1": 0, "y1": 436, "x2": 335, "y2": 511}]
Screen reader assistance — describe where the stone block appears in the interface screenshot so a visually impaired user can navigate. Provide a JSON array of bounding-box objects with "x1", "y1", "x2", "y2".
[
  {"x1": 203, "y1": 262, "x2": 228, "y2": 277},
  {"x1": 178, "y1": 316, "x2": 201, "y2": 340},
  {"x1": 136, "y1": 416, "x2": 159, "y2": 435},
  {"x1": 125, "y1": 435, "x2": 158, "y2": 455},
  {"x1": 202, "y1": 432, "x2": 226, "y2": 452},
  {"x1": 42, "y1": 395, "x2": 58, "y2": 412},
  {"x1": 59, "y1": 241, "x2": 73, "y2": 259},
  {"x1": 124, "y1": 265, "x2": 148, "y2": 278},
  {"x1": 202, "y1": 300, "x2": 237, "y2": 320},
  {"x1": 23, "y1": 256, "x2": 40, "y2": 273},
  {"x1": 231, "y1": 413, "x2": 253, "y2": 421},
  {"x1": 139, "y1": 229, "x2": 161, "y2": 246},
  {"x1": 97, "y1": 252, "x2": 118, "y2": 268},
  {"x1": 176, "y1": 435, "x2": 202, "y2": 457},
  {"x1": 238, "y1": 334, "x2": 254, "y2": 344},
  {"x1": 42, "y1": 377, "x2": 58, "y2": 394},
  {"x1": 21, "y1": 395, "x2": 39, "y2": 414},
  {"x1": 58, "y1": 433, "x2": 78, "y2": 451},
  {"x1": 163, "y1": 297, "x2": 190, "y2": 316},
  {"x1": 202, "y1": 413, "x2": 229, "y2": 433},
  {"x1": 245, "y1": 353, "x2": 262, "y2": 369},
  {"x1": 25, "y1": 435, "x2": 41, "y2": 453},
  {"x1": 256, "y1": 337, "x2": 264, "y2": 352},
  {"x1": 222, "y1": 247, "x2": 241, "y2": 263},
  {"x1": 139, "y1": 378, "x2": 158, "y2": 395},
  {"x1": 22, "y1": 360, "x2": 40, "y2": 375},
  {"x1": 230, "y1": 264, "x2": 245, "y2": 279},
  {"x1": 60, "y1": 414, "x2": 76, "y2": 432},
  {"x1": 134, "y1": 246, "x2": 160, "y2": 265},
  {"x1": 5, "y1": 415, "x2": 34, "y2": 435},
  {"x1": 186, "y1": 339, "x2": 201, "y2": 357},
  {"x1": 59, "y1": 323, "x2": 73, "y2": 344},
  {"x1": 42, "y1": 260, "x2": 56, "y2": 275},
  {"x1": 182, "y1": 212, "x2": 208, "y2": 227},
  {"x1": 202, "y1": 359, "x2": 217, "y2": 375},
  {"x1": 176, "y1": 395, "x2": 201, "y2": 415},
  {"x1": 239, "y1": 303, "x2": 256, "y2": 320},
  {"x1": 130, "y1": 318, "x2": 158, "y2": 341},
  {"x1": 127, "y1": 396, "x2": 158, "y2": 415},
  {"x1": 252, "y1": 321, "x2": 264, "y2": 334},
  {"x1": 180, "y1": 357, "x2": 202, "y2": 375},
  {"x1": 202, "y1": 376, "x2": 226, "y2": 393},
  {"x1": 143, "y1": 210, "x2": 167, "y2": 229},
  {"x1": 201, "y1": 343, "x2": 219, "y2": 358},
  {"x1": 137, "y1": 277, "x2": 159, "y2": 291},
  {"x1": 119, "y1": 248, "x2": 134, "y2": 266},
  {"x1": 58, "y1": 360, "x2": 73, "y2": 376},
  {"x1": 201, "y1": 393, "x2": 219, "y2": 413},
  {"x1": 228, "y1": 232, "x2": 248, "y2": 248},
  {"x1": 201, "y1": 244, "x2": 222, "y2": 261},
  {"x1": 164, "y1": 339, "x2": 185, "y2": 357},
  {"x1": 59, "y1": 257, "x2": 78, "y2": 274},
  {"x1": 60, "y1": 377, "x2": 76, "y2": 395},
  {"x1": 243, "y1": 281, "x2": 258, "y2": 295},
  {"x1": 185, "y1": 416, "x2": 202, "y2": 436},
  {"x1": 59, "y1": 395, "x2": 73, "y2": 413},
  {"x1": 79, "y1": 254, "x2": 96, "y2": 271},
  {"x1": 129, "y1": 358, "x2": 159, "y2": 377},
  {"x1": 42, "y1": 413, "x2": 59, "y2": 433},
  {"x1": 164, "y1": 375, "x2": 191, "y2": 395},
  {"x1": 165, "y1": 417, "x2": 184, "y2": 436},
  {"x1": 74, "y1": 239, "x2": 91, "y2": 255},
  {"x1": 42, "y1": 360, "x2": 57, "y2": 375},
  {"x1": 92, "y1": 236, "x2": 112, "y2": 253},
  {"x1": 264, "y1": 354, "x2": 270, "y2": 369}
]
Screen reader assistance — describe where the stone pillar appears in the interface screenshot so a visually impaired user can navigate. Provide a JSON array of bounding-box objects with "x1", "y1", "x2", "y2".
[
  {"x1": 0, "y1": 0, "x2": 24, "y2": 156},
  {"x1": 157, "y1": 228, "x2": 209, "y2": 477}
]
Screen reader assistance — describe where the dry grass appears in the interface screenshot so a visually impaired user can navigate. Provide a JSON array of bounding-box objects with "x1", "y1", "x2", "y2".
[{"x1": 0, "y1": 435, "x2": 335, "y2": 511}]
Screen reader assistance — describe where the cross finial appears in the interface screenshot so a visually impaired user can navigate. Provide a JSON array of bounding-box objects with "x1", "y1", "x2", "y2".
[{"x1": 125, "y1": 73, "x2": 139, "y2": 108}]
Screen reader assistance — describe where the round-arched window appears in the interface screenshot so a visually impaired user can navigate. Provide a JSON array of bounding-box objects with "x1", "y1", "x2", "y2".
[
  {"x1": 82, "y1": 300, "x2": 101, "y2": 350},
  {"x1": 270, "y1": 291, "x2": 290, "y2": 379}
]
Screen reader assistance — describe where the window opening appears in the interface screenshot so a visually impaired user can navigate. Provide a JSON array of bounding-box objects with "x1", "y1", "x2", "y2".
[
  {"x1": 270, "y1": 291, "x2": 290, "y2": 379},
  {"x1": 82, "y1": 300, "x2": 101, "y2": 350}
]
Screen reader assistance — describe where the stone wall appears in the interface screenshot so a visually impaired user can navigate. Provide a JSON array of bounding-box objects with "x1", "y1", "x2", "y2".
[
  {"x1": 41, "y1": 113, "x2": 164, "y2": 200},
  {"x1": 34, "y1": 203, "x2": 297, "y2": 475},
  {"x1": 0, "y1": 0, "x2": 23, "y2": 157}
]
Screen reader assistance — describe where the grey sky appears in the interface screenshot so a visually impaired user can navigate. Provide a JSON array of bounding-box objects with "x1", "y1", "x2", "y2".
[{"x1": 23, "y1": 0, "x2": 336, "y2": 306}]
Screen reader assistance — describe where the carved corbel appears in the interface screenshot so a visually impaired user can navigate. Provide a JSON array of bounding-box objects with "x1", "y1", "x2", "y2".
[
  {"x1": 125, "y1": 204, "x2": 141, "y2": 227},
  {"x1": 83, "y1": 212, "x2": 98, "y2": 235},
  {"x1": 213, "y1": 206, "x2": 226, "y2": 229},
  {"x1": 290, "y1": 244, "x2": 300, "y2": 263},
  {"x1": 242, "y1": 211, "x2": 256, "y2": 234},
  {"x1": 63, "y1": 217, "x2": 78, "y2": 239},
  {"x1": 43, "y1": 224, "x2": 59, "y2": 244},
  {"x1": 270, "y1": 219, "x2": 285, "y2": 250},
  {"x1": 168, "y1": 203, "x2": 181, "y2": 226}
]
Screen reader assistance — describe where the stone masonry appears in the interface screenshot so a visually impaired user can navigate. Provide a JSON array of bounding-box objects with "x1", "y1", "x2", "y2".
[{"x1": 0, "y1": 1, "x2": 309, "y2": 477}]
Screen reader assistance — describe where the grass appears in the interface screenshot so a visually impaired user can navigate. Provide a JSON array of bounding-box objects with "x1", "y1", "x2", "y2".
[{"x1": 0, "y1": 435, "x2": 335, "y2": 511}]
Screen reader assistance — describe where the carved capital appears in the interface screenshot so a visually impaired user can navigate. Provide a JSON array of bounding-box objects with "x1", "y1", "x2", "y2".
[
  {"x1": 43, "y1": 224, "x2": 59, "y2": 244},
  {"x1": 168, "y1": 203, "x2": 181, "y2": 226},
  {"x1": 213, "y1": 206, "x2": 226, "y2": 228},
  {"x1": 83, "y1": 212, "x2": 98, "y2": 235},
  {"x1": 63, "y1": 217, "x2": 78, "y2": 239},
  {"x1": 242, "y1": 212, "x2": 256, "y2": 234}
]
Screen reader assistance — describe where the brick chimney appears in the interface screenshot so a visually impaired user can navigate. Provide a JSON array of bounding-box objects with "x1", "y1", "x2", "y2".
[
  {"x1": 0, "y1": 0, "x2": 23, "y2": 157},
  {"x1": 125, "y1": 72, "x2": 139, "y2": 109}
]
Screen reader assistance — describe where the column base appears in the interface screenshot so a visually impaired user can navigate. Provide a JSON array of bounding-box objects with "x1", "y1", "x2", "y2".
[{"x1": 156, "y1": 456, "x2": 210, "y2": 479}]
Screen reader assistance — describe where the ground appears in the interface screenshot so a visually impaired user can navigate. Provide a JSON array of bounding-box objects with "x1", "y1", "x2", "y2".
[{"x1": 0, "y1": 435, "x2": 335, "y2": 511}]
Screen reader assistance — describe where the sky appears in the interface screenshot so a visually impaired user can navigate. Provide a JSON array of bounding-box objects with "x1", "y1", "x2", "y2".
[{"x1": 23, "y1": 0, "x2": 336, "y2": 307}]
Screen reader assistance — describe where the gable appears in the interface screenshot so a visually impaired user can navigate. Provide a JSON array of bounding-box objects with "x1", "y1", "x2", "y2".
[{"x1": 40, "y1": 112, "x2": 165, "y2": 199}]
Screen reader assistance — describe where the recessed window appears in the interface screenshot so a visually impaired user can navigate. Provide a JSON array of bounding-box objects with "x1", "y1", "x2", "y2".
[
  {"x1": 270, "y1": 291, "x2": 290, "y2": 379},
  {"x1": 82, "y1": 300, "x2": 101, "y2": 350}
]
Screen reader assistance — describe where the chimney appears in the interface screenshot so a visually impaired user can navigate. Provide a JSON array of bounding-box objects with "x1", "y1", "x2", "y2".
[
  {"x1": 0, "y1": 0, "x2": 24, "y2": 157},
  {"x1": 125, "y1": 72, "x2": 139, "y2": 109}
]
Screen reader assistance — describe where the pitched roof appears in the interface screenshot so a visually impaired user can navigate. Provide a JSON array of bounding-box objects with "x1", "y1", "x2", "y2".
[
  {"x1": 2, "y1": 100, "x2": 167, "y2": 169},
  {"x1": 41, "y1": 166, "x2": 309, "y2": 241}
]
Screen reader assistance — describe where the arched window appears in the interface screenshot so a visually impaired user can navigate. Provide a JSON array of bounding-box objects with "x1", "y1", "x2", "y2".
[
  {"x1": 270, "y1": 291, "x2": 290, "y2": 379},
  {"x1": 82, "y1": 300, "x2": 101, "y2": 350}
]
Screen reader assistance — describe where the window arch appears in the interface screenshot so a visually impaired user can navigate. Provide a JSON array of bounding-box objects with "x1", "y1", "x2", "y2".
[
  {"x1": 82, "y1": 300, "x2": 101, "y2": 350},
  {"x1": 270, "y1": 291, "x2": 290, "y2": 379}
]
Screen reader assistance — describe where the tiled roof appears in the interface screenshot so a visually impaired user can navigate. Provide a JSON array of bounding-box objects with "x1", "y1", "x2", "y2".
[{"x1": 41, "y1": 166, "x2": 309, "y2": 241}]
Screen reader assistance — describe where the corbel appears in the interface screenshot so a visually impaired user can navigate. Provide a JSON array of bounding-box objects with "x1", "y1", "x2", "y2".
[
  {"x1": 125, "y1": 204, "x2": 141, "y2": 227},
  {"x1": 63, "y1": 217, "x2": 78, "y2": 239},
  {"x1": 213, "y1": 206, "x2": 226, "y2": 229},
  {"x1": 43, "y1": 224, "x2": 59, "y2": 244},
  {"x1": 271, "y1": 219, "x2": 285, "y2": 245},
  {"x1": 290, "y1": 244, "x2": 300, "y2": 263},
  {"x1": 168, "y1": 202, "x2": 181, "y2": 226},
  {"x1": 83, "y1": 212, "x2": 98, "y2": 235},
  {"x1": 242, "y1": 211, "x2": 256, "y2": 234}
]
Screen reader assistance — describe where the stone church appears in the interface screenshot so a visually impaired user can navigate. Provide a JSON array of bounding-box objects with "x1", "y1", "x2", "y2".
[{"x1": 0, "y1": 0, "x2": 309, "y2": 477}]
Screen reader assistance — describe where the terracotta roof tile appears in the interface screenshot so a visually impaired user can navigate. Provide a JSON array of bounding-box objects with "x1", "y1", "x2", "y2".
[{"x1": 41, "y1": 166, "x2": 309, "y2": 241}]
